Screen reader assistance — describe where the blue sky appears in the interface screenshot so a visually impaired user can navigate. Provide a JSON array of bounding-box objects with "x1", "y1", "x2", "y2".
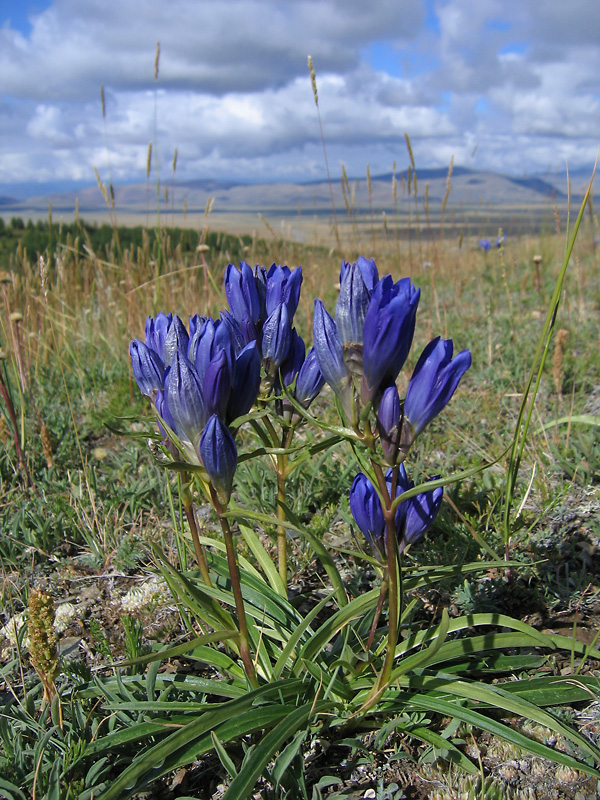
[{"x1": 0, "y1": 0, "x2": 599, "y2": 192}]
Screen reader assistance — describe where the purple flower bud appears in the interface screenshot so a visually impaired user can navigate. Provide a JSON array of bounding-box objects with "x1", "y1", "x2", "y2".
[
  {"x1": 350, "y1": 466, "x2": 443, "y2": 558},
  {"x1": 336, "y1": 260, "x2": 372, "y2": 354},
  {"x1": 261, "y1": 302, "x2": 292, "y2": 372},
  {"x1": 162, "y1": 315, "x2": 190, "y2": 367},
  {"x1": 377, "y1": 384, "x2": 401, "y2": 465},
  {"x1": 191, "y1": 317, "x2": 235, "y2": 383},
  {"x1": 189, "y1": 314, "x2": 207, "y2": 339},
  {"x1": 350, "y1": 473, "x2": 386, "y2": 557},
  {"x1": 279, "y1": 330, "x2": 306, "y2": 390},
  {"x1": 202, "y1": 349, "x2": 232, "y2": 420},
  {"x1": 130, "y1": 339, "x2": 164, "y2": 396},
  {"x1": 225, "y1": 261, "x2": 261, "y2": 329},
  {"x1": 145, "y1": 312, "x2": 173, "y2": 360},
  {"x1": 312, "y1": 300, "x2": 348, "y2": 396},
  {"x1": 404, "y1": 337, "x2": 471, "y2": 441},
  {"x1": 219, "y1": 310, "x2": 246, "y2": 354},
  {"x1": 228, "y1": 340, "x2": 261, "y2": 422},
  {"x1": 200, "y1": 414, "x2": 238, "y2": 504},
  {"x1": 395, "y1": 464, "x2": 443, "y2": 553},
  {"x1": 362, "y1": 276, "x2": 420, "y2": 401},
  {"x1": 164, "y1": 351, "x2": 206, "y2": 454},
  {"x1": 266, "y1": 264, "x2": 303, "y2": 319},
  {"x1": 339, "y1": 256, "x2": 379, "y2": 294},
  {"x1": 295, "y1": 347, "x2": 325, "y2": 407},
  {"x1": 400, "y1": 480, "x2": 443, "y2": 552}
]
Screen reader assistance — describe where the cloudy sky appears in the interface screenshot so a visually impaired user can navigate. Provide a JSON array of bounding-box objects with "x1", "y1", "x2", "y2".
[{"x1": 1, "y1": 0, "x2": 599, "y2": 194}]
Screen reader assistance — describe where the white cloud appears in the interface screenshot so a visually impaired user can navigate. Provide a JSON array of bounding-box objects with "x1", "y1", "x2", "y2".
[{"x1": 0, "y1": 0, "x2": 599, "y2": 188}]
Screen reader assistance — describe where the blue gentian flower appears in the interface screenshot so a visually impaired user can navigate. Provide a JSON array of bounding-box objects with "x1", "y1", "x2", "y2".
[
  {"x1": 479, "y1": 238, "x2": 491, "y2": 252},
  {"x1": 200, "y1": 414, "x2": 238, "y2": 504},
  {"x1": 496, "y1": 234, "x2": 506, "y2": 248},
  {"x1": 225, "y1": 261, "x2": 262, "y2": 331},
  {"x1": 403, "y1": 337, "x2": 471, "y2": 444},
  {"x1": 350, "y1": 466, "x2": 443, "y2": 558},
  {"x1": 395, "y1": 464, "x2": 443, "y2": 553},
  {"x1": 130, "y1": 339, "x2": 164, "y2": 397},
  {"x1": 162, "y1": 315, "x2": 190, "y2": 366},
  {"x1": 202, "y1": 348, "x2": 232, "y2": 420},
  {"x1": 295, "y1": 347, "x2": 325, "y2": 408},
  {"x1": 336, "y1": 259, "x2": 373, "y2": 351},
  {"x1": 340, "y1": 256, "x2": 379, "y2": 294},
  {"x1": 377, "y1": 384, "x2": 401, "y2": 465},
  {"x1": 265, "y1": 264, "x2": 303, "y2": 319},
  {"x1": 261, "y1": 302, "x2": 292, "y2": 374},
  {"x1": 164, "y1": 351, "x2": 207, "y2": 459},
  {"x1": 228, "y1": 340, "x2": 261, "y2": 423},
  {"x1": 145, "y1": 312, "x2": 172, "y2": 360},
  {"x1": 278, "y1": 329, "x2": 306, "y2": 391},
  {"x1": 350, "y1": 473, "x2": 386, "y2": 557},
  {"x1": 312, "y1": 300, "x2": 349, "y2": 393},
  {"x1": 362, "y1": 276, "x2": 420, "y2": 402}
]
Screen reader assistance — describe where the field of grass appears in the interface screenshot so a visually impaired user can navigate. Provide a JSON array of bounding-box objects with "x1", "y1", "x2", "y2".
[{"x1": 0, "y1": 194, "x2": 599, "y2": 799}]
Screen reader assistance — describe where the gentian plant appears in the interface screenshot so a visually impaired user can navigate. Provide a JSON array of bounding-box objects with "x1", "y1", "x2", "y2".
[{"x1": 110, "y1": 250, "x2": 600, "y2": 799}]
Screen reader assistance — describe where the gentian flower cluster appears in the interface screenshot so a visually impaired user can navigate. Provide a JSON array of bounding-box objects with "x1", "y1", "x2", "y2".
[
  {"x1": 131, "y1": 261, "x2": 326, "y2": 505},
  {"x1": 224, "y1": 261, "x2": 324, "y2": 415},
  {"x1": 350, "y1": 466, "x2": 443, "y2": 559},
  {"x1": 313, "y1": 257, "x2": 420, "y2": 425},
  {"x1": 313, "y1": 257, "x2": 471, "y2": 458},
  {"x1": 130, "y1": 310, "x2": 261, "y2": 503},
  {"x1": 311, "y1": 255, "x2": 470, "y2": 559}
]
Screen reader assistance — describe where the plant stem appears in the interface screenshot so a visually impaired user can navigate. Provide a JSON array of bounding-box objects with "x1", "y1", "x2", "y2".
[
  {"x1": 0, "y1": 367, "x2": 32, "y2": 486},
  {"x1": 181, "y1": 478, "x2": 212, "y2": 587},
  {"x1": 263, "y1": 415, "x2": 291, "y2": 588},
  {"x1": 366, "y1": 579, "x2": 387, "y2": 652},
  {"x1": 371, "y1": 462, "x2": 400, "y2": 696},
  {"x1": 276, "y1": 467, "x2": 288, "y2": 585},
  {"x1": 217, "y1": 511, "x2": 258, "y2": 688},
  {"x1": 377, "y1": 511, "x2": 399, "y2": 691}
]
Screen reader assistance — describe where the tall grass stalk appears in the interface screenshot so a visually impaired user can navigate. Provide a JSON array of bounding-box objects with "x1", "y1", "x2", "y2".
[{"x1": 502, "y1": 166, "x2": 596, "y2": 555}]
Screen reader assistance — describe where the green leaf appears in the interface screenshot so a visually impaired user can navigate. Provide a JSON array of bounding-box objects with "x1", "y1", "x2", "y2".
[
  {"x1": 238, "y1": 523, "x2": 286, "y2": 597},
  {"x1": 409, "y1": 726, "x2": 478, "y2": 774},
  {"x1": 0, "y1": 777, "x2": 27, "y2": 800},
  {"x1": 295, "y1": 588, "x2": 380, "y2": 672},
  {"x1": 273, "y1": 590, "x2": 336, "y2": 679},
  {"x1": 222, "y1": 701, "x2": 331, "y2": 800},
  {"x1": 95, "y1": 680, "x2": 309, "y2": 800},
  {"x1": 410, "y1": 689, "x2": 600, "y2": 778},
  {"x1": 211, "y1": 731, "x2": 238, "y2": 780},
  {"x1": 112, "y1": 630, "x2": 239, "y2": 669},
  {"x1": 391, "y1": 609, "x2": 450, "y2": 678},
  {"x1": 271, "y1": 729, "x2": 307, "y2": 790}
]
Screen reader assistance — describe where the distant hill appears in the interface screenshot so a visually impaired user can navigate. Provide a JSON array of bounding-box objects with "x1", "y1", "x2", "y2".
[{"x1": 0, "y1": 164, "x2": 591, "y2": 221}]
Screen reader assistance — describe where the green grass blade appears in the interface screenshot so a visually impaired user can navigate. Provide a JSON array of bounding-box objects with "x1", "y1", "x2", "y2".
[
  {"x1": 409, "y1": 725, "x2": 478, "y2": 774},
  {"x1": 503, "y1": 167, "x2": 596, "y2": 543},
  {"x1": 222, "y1": 701, "x2": 331, "y2": 800},
  {"x1": 410, "y1": 693, "x2": 600, "y2": 778},
  {"x1": 238, "y1": 523, "x2": 286, "y2": 596},
  {"x1": 273, "y1": 590, "x2": 336, "y2": 679}
]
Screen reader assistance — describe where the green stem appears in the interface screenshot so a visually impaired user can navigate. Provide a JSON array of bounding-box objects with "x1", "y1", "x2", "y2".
[
  {"x1": 217, "y1": 510, "x2": 258, "y2": 688},
  {"x1": 180, "y1": 478, "x2": 212, "y2": 588},
  {"x1": 263, "y1": 415, "x2": 292, "y2": 588},
  {"x1": 368, "y1": 462, "x2": 400, "y2": 698},
  {"x1": 276, "y1": 467, "x2": 288, "y2": 585},
  {"x1": 377, "y1": 511, "x2": 399, "y2": 692}
]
